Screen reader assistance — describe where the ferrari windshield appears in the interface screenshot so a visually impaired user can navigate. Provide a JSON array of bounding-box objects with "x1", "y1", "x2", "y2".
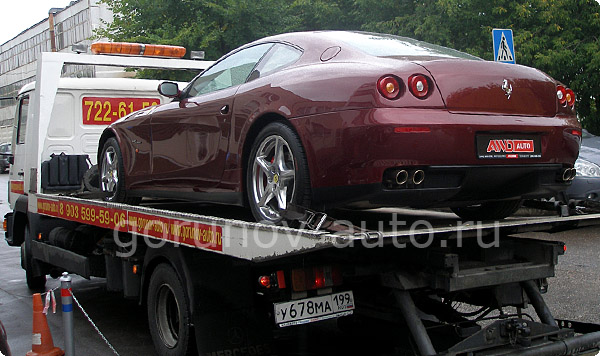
[{"x1": 324, "y1": 31, "x2": 480, "y2": 60}]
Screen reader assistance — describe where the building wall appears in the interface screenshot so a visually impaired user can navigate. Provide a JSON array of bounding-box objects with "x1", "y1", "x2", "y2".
[{"x1": 0, "y1": 0, "x2": 113, "y2": 143}]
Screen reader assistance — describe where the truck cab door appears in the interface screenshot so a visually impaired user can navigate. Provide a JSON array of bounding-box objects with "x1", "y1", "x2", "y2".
[{"x1": 9, "y1": 92, "x2": 31, "y2": 208}]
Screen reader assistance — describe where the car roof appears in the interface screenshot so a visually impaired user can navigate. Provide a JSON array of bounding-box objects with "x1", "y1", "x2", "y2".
[{"x1": 245, "y1": 30, "x2": 478, "y2": 61}]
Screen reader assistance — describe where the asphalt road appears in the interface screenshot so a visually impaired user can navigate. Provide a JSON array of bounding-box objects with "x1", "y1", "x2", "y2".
[{"x1": 0, "y1": 172, "x2": 598, "y2": 356}]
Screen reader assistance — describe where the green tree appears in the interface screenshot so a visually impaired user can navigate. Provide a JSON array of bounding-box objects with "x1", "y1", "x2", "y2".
[
  {"x1": 98, "y1": 0, "x2": 290, "y2": 59},
  {"x1": 356, "y1": 0, "x2": 600, "y2": 132}
]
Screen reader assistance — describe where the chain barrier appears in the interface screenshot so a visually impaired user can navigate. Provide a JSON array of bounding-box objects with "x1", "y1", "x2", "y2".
[{"x1": 69, "y1": 291, "x2": 121, "y2": 356}]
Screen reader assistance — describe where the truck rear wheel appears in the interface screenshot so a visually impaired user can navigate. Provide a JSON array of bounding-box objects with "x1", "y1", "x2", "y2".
[{"x1": 147, "y1": 264, "x2": 193, "y2": 356}]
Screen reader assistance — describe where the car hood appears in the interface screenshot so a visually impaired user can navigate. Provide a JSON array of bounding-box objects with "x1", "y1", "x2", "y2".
[
  {"x1": 578, "y1": 144, "x2": 600, "y2": 163},
  {"x1": 415, "y1": 59, "x2": 558, "y2": 117}
]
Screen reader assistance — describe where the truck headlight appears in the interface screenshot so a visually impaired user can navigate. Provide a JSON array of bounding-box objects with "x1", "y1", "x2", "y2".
[{"x1": 574, "y1": 158, "x2": 600, "y2": 177}]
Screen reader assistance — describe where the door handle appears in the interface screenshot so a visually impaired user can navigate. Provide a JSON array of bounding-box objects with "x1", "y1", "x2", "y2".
[
  {"x1": 18, "y1": 171, "x2": 24, "y2": 176},
  {"x1": 220, "y1": 105, "x2": 230, "y2": 115}
]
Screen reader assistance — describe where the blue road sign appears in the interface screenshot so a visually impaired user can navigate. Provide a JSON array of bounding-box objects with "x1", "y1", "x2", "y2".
[{"x1": 493, "y1": 29, "x2": 516, "y2": 64}]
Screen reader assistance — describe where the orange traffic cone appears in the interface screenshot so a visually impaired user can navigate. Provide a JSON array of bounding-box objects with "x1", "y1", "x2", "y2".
[{"x1": 26, "y1": 293, "x2": 64, "y2": 356}]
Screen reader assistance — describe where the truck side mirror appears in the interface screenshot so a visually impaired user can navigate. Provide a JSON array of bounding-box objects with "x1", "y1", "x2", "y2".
[{"x1": 158, "y1": 82, "x2": 180, "y2": 98}]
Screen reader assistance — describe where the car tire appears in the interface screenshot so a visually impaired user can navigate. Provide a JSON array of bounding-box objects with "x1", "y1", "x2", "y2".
[
  {"x1": 451, "y1": 200, "x2": 522, "y2": 221},
  {"x1": 99, "y1": 138, "x2": 141, "y2": 205},
  {"x1": 246, "y1": 122, "x2": 311, "y2": 224},
  {"x1": 22, "y1": 226, "x2": 46, "y2": 291},
  {"x1": 147, "y1": 264, "x2": 193, "y2": 356}
]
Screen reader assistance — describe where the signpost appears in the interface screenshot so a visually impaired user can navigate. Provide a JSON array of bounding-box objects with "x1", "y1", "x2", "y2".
[{"x1": 493, "y1": 29, "x2": 516, "y2": 64}]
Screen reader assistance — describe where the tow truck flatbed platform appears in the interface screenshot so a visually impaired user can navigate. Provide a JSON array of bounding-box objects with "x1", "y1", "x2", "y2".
[{"x1": 28, "y1": 193, "x2": 600, "y2": 262}]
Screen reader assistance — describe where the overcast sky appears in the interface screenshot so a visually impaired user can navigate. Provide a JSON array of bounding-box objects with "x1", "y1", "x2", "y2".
[
  {"x1": 2, "y1": 0, "x2": 600, "y2": 45},
  {"x1": 0, "y1": 0, "x2": 74, "y2": 45}
]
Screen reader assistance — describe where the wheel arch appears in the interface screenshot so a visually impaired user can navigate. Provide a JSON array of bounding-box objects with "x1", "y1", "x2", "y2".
[
  {"x1": 10, "y1": 195, "x2": 29, "y2": 246},
  {"x1": 240, "y1": 113, "x2": 304, "y2": 207},
  {"x1": 97, "y1": 129, "x2": 117, "y2": 165},
  {"x1": 140, "y1": 244, "x2": 198, "y2": 314}
]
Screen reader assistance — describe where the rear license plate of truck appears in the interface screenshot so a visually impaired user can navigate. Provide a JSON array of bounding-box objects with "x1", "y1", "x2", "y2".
[{"x1": 274, "y1": 291, "x2": 355, "y2": 327}]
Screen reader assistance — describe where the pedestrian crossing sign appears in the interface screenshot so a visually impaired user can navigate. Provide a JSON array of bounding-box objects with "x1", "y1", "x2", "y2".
[{"x1": 493, "y1": 29, "x2": 516, "y2": 64}]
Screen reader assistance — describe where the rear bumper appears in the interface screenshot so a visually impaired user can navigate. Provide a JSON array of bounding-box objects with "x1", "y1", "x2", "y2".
[
  {"x1": 291, "y1": 108, "x2": 580, "y2": 190},
  {"x1": 313, "y1": 164, "x2": 570, "y2": 209}
]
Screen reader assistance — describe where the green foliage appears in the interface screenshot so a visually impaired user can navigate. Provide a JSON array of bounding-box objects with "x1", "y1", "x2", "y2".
[{"x1": 97, "y1": 0, "x2": 600, "y2": 132}]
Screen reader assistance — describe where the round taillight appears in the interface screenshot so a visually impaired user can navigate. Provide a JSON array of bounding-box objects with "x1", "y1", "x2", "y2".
[
  {"x1": 565, "y1": 88, "x2": 575, "y2": 107},
  {"x1": 408, "y1": 74, "x2": 430, "y2": 98},
  {"x1": 377, "y1": 75, "x2": 402, "y2": 100},
  {"x1": 557, "y1": 85, "x2": 567, "y2": 106}
]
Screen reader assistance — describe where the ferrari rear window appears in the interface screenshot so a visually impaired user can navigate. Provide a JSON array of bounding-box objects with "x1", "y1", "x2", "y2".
[{"x1": 324, "y1": 31, "x2": 480, "y2": 60}]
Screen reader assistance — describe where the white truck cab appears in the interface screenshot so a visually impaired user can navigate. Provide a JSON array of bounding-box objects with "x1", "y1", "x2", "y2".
[
  {"x1": 7, "y1": 51, "x2": 212, "y2": 210},
  {"x1": 10, "y1": 78, "x2": 171, "y2": 207}
]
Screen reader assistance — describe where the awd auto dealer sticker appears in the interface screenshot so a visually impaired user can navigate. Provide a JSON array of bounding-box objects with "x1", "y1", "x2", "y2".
[{"x1": 477, "y1": 135, "x2": 541, "y2": 159}]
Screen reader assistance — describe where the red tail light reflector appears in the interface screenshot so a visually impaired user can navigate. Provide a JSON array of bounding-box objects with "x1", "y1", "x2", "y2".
[
  {"x1": 408, "y1": 74, "x2": 430, "y2": 98},
  {"x1": 557, "y1": 85, "x2": 567, "y2": 106},
  {"x1": 565, "y1": 88, "x2": 575, "y2": 107},
  {"x1": 394, "y1": 127, "x2": 431, "y2": 134},
  {"x1": 291, "y1": 266, "x2": 343, "y2": 292},
  {"x1": 377, "y1": 76, "x2": 402, "y2": 100},
  {"x1": 276, "y1": 270, "x2": 286, "y2": 289}
]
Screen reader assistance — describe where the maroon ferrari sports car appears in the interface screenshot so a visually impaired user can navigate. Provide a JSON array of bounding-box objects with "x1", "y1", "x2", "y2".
[{"x1": 98, "y1": 31, "x2": 581, "y2": 223}]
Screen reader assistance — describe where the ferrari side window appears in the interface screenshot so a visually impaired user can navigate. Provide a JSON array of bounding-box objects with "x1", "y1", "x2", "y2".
[
  {"x1": 253, "y1": 44, "x2": 302, "y2": 79},
  {"x1": 189, "y1": 43, "x2": 273, "y2": 97}
]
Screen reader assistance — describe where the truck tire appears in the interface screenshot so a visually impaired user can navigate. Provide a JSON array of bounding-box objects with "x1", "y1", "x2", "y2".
[
  {"x1": 451, "y1": 199, "x2": 522, "y2": 221},
  {"x1": 147, "y1": 264, "x2": 193, "y2": 356},
  {"x1": 22, "y1": 226, "x2": 46, "y2": 291}
]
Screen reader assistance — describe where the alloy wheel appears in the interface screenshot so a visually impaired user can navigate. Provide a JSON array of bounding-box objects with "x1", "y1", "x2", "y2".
[
  {"x1": 101, "y1": 146, "x2": 118, "y2": 194},
  {"x1": 251, "y1": 135, "x2": 296, "y2": 222}
]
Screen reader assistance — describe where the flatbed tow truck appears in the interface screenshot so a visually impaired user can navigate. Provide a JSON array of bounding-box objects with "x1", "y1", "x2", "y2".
[{"x1": 4, "y1": 50, "x2": 600, "y2": 356}]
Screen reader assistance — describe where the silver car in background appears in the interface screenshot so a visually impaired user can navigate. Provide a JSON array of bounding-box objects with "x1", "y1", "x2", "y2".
[{"x1": 568, "y1": 130, "x2": 600, "y2": 201}]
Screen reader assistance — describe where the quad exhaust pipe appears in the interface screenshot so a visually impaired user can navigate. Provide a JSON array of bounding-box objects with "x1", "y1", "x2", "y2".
[
  {"x1": 560, "y1": 168, "x2": 576, "y2": 182},
  {"x1": 413, "y1": 170, "x2": 425, "y2": 185},
  {"x1": 395, "y1": 170, "x2": 409, "y2": 185},
  {"x1": 389, "y1": 169, "x2": 425, "y2": 187}
]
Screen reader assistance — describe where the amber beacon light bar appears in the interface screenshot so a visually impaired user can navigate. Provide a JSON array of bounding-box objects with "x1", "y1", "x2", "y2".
[{"x1": 90, "y1": 42, "x2": 187, "y2": 58}]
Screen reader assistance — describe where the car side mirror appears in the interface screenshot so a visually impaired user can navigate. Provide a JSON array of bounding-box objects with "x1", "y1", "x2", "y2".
[
  {"x1": 8, "y1": 156, "x2": 13, "y2": 165},
  {"x1": 158, "y1": 82, "x2": 180, "y2": 98}
]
